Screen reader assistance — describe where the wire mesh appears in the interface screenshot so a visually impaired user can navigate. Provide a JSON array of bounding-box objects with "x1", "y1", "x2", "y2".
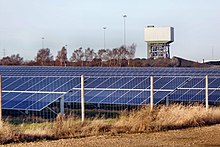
[{"x1": 1, "y1": 75, "x2": 220, "y2": 123}]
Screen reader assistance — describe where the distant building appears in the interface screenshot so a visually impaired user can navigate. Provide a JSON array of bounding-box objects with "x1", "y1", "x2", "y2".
[
  {"x1": 204, "y1": 60, "x2": 220, "y2": 65},
  {"x1": 144, "y1": 26, "x2": 174, "y2": 59}
]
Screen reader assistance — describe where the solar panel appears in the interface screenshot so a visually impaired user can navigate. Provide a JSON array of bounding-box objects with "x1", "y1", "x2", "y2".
[
  {"x1": 2, "y1": 76, "x2": 81, "y2": 111},
  {"x1": 1, "y1": 66, "x2": 220, "y2": 112},
  {"x1": 1, "y1": 66, "x2": 220, "y2": 76}
]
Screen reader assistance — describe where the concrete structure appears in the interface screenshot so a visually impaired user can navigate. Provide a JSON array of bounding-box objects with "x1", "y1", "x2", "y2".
[{"x1": 144, "y1": 26, "x2": 174, "y2": 59}]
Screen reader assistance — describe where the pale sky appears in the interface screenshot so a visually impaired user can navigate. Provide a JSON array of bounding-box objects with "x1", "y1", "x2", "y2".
[{"x1": 0, "y1": 0, "x2": 220, "y2": 62}]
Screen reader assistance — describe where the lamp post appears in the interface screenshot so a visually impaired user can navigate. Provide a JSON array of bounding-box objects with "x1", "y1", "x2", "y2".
[
  {"x1": 103, "y1": 27, "x2": 107, "y2": 50},
  {"x1": 41, "y1": 37, "x2": 45, "y2": 49},
  {"x1": 3, "y1": 49, "x2": 5, "y2": 57},
  {"x1": 123, "y1": 14, "x2": 127, "y2": 48},
  {"x1": 64, "y1": 45, "x2": 67, "y2": 67}
]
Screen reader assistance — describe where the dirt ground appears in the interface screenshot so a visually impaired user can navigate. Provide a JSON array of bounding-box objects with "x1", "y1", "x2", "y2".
[{"x1": 6, "y1": 124, "x2": 220, "y2": 147}]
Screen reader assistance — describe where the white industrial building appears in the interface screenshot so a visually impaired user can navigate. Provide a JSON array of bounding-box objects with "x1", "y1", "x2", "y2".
[{"x1": 144, "y1": 26, "x2": 174, "y2": 59}]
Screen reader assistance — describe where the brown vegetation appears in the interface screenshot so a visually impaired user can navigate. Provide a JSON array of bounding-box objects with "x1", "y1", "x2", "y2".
[
  {"x1": 1, "y1": 105, "x2": 220, "y2": 145},
  {"x1": 0, "y1": 45, "x2": 212, "y2": 67}
]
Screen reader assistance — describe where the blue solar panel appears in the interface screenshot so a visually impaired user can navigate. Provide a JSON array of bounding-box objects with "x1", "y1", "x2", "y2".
[
  {"x1": 1, "y1": 66, "x2": 220, "y2": 76},
  {"x1": 209, "y1": 90, "x2": 220, "y2": 102},
  {"x1": 1, "y1": 76, "x2": 81, "y2": 111},
  {"x1": 1, "y1": 66, "x2": 220, "y2": 111},
  {"x1": 127, "y1": 91, "x2": 148, "y2": 105},
  {"x1": 2, "y1": 92, "x2": 63, "y2": 111},
  {"x1": 26, "y1": 93, "x2": 63, "y2": 110}
]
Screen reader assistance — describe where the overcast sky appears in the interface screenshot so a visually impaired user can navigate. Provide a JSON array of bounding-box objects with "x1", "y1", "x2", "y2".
[{"x1": 0, "y1": 0, "x2": 220, "y2": 62}]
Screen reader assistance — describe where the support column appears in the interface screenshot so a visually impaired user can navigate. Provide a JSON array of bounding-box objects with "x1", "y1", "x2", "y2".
[
  {"x1": 147, "y1": 43, "x2": 150, "y2": 58},
  {"x1": 60, "y1": 96, "x2": 64, "y2": 115},
  {"x1": 25, "y1": 110, "x2": 29, "y2": 115},
  {"x1": 150, "y1": 76, "x2": 154, "y2": 111},
  {"x1": 205, "y1": 75, "x2": 209, "y2": 111},
  {"x1": 166, "y1": 96, "x2": 169, "y2": 107},
  {"x1": 81, "y1": 75, "x2": 85, "y2": 122}
]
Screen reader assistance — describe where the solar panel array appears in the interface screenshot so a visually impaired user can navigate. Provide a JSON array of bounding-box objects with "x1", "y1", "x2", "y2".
[
  {"x1": 1, "y1": 66, "x2": 220, "y2": 111},
  {"x1": 2, "y1": 76, "x2": 80, "y2": 111},
  {"x1": 1, "y1": 66, "x2": 220, "y2": 76}
]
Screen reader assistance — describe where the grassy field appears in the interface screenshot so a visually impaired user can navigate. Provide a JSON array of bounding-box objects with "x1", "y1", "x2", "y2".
[
  {"x1": 1, "y1": 104, "x2": 220, "y2": 145},
  {"x1": 7, "y1": 124, "x2": 220, "y2": 147}
]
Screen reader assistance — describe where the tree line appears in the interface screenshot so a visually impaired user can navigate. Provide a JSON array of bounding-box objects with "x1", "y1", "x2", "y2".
[{"x1": 0, "y1": 44, "x2": 136, "y2": 67}]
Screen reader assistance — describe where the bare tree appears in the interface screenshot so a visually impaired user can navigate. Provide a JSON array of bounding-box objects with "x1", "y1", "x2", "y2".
[
  {"x1": 0, "y1": 54, "x2": 23, "y2": 65},
  {"x1": 106, "y1": 49, "x2": 113, "y2": 66},
  {"x1": 11, "y1": 54, "x2": 24, "y2": 65},
  {"x1": 112, "y1": 48, "x2": 119, "y2": 66},
  {"x1": 97, "y1": 49, "x2": 105, "y2": 59},
  {"x1": 98, "y1": 49, "x2": 106, "y2": 66},
  {"x1": 56, "y1": 46, "x2": 68, "y2": 66},
  {"x1": 35, "y1": 48, "x2": 53, "y2": 65},
  {"x1": 127, "y1": 43, "x2": 136, "y2": 66},
  {"x1": 70, "y1": 47, "x2": 84, "y2": 66},
  {"x1": 118, "y1": 46, "x2": 128, "y2": 59},
  {"x1": 121, "y1": 46, "x2": 129, "y2": 66},
  {"x1": 84, "y1": 48, "x2": 96, "y2": 66}
]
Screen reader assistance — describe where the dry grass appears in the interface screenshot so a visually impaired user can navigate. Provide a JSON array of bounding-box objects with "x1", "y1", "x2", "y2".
[
  {"x1": 47, "y1": 115, "x2": 114, "y2": 138},
  {"x1": 46, "y1": 105, "x2": 220, "y2": 138},
  {"x1": 155, "y1": 105, "x2": 220, "y2": 130},
  {"x1": 0, "y1": 122, "x2": 18, "y2": 144},
  {"x1": 112, "y1": 106, "x2": 156, "y2": 133},
  {"x1": 1, "y1": 104, "x2": 220, "y2": 144},
  {"x1": 0, "y1": 122, "x2": 55, "y2": 144}
]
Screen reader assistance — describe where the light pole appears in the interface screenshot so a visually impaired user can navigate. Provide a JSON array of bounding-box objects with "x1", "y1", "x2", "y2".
[
  {"x1": 41, "y1": 37, "x2": 45, "y2": 49},
  {"x1": 103, "y1": 27, "x2": 107, "y2": 50},
  {"x1": 123, "y1": 14, "x2": 127, "y2": 48},
  {"x1": 3, "y1": 48, "x2": 5, "y2": 57},
  {"x1": 64, "y1": 45, "x2": 67, "y2": 67}
]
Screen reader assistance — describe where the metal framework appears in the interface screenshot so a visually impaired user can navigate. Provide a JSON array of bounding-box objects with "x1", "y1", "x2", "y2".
[{"x1": 147, "y1": 42, "x2": 170, "y2": 59}]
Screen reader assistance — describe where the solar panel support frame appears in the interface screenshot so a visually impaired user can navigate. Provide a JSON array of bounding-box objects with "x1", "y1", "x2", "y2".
[
  {"x1": 25, "y1": 110, "x2": 29, "y2": 114},
  {"x1": 60, "y1": 96, "x2": 64, "y2": 115},
  {"x1": 166, "y1": 96, "x2": 169, "y2": 106}
]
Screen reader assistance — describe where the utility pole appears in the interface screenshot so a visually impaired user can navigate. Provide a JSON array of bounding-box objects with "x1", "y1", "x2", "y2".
[
  {"x1": 41, "y1": 37, "x2": 45, "y2": 49},
  {"x1": 212, "y1": 47, "x2": 214, "y2": 60},
  {"x1": 103, "y1": 27, "x2": 107, "y2": 50},
  {"x1": 123, "y1": 14, "x2": 127, "y2": 48},
  {"x1": 3, "y1": 49, "x2": 5, "y2": 57}
]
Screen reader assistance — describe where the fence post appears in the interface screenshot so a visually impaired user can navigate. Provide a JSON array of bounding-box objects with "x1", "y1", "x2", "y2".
[
  {"x1": 81, "y1": 75, "x2": 85, "y2": 122},
  {"x1": 166, "y1": 96, "x2": 169, "y2": 107},
  {"x1": 60, "y1": 96, "x2": 64, "y2": 115},
  {"x1": 0, "y1": 75, "x2": 2, "y2": 126},
  {"x1": 150, "y1": 76, "x2": 154, "y2": 111},
  {"x1": 205, "y1": 75, "x2": 209, "y2": 111}
]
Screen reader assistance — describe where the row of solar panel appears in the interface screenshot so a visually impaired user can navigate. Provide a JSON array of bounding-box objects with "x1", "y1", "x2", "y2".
[
  {"x1": 2, "y1": 76, "x2": 80, "y2": 92},
  {"x1": 65, "y1": 90, "x2": 168, "y2": 105},
  {"x1": 4, "y1": 89, "x2": 219, "y2": 111},
  {"x1": 1, "y1": 66, "x2": 220, "y2": 76},
  {"x1": 2, "y1": 75, "x2": 220, "y2": 111},
  {"x1": 65, "y1": 90, "x2": 220, "y2": 104},
  {"x1": 3, "y1": 76, "x2": 220, "y2": 91}
]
